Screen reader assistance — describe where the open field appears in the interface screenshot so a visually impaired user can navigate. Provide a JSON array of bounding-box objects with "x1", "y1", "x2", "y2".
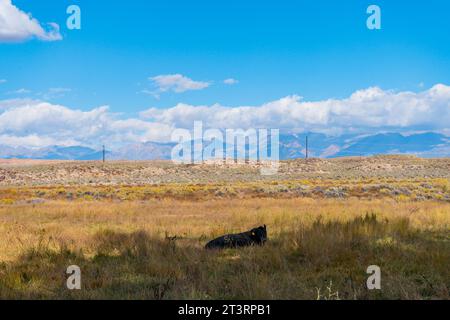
[
  {"x1": 1, "y1": 156, "x2": 449, "y2": 204},
  {"x1": 0, "y1": 156, "x2": 449, "y2": 299},
  {"x1": 1, "y1": 156, "x2": 450, "y2": 186}
]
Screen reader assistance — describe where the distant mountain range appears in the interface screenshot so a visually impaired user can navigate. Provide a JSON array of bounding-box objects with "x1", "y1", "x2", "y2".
[
  {"x1": 0, "y1": 145, "x2": 105, "y2": 160},
  {"x1": 1, "y1": 132, "x2": 449, "y2": 160},
  {"x1": 279, "y1": 132, "x2": 450, "y2": 158}
]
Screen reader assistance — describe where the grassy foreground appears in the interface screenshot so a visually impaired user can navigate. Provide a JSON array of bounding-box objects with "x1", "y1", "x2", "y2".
[{"x1": 0, "y1": 198, "x2": 448, "y2": 299}]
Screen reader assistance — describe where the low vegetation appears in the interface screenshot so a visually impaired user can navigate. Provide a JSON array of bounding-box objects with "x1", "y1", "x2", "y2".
[
  {"x1": 0, "y1": 198, "x2": 448, "y2": 299},
  {"x1": 1, "y1": 158, "x2": 448, "y2": 299}
]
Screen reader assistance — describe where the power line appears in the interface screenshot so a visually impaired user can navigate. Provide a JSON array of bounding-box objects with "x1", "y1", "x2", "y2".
[{"x1": 305, "y1": 135, "x2": 308, "y2": 160}]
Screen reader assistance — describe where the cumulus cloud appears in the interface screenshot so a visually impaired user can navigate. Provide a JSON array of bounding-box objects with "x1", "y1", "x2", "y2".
[
  {"x1": 0, "y1": 0, "x2": 62, "y2": 42},
  {"x1": 0, "y1": 99, "x2": 174, "y2": 148},
  {"x1": 0, "y1": 134, "x2": 77, "y2": 148},
  {"x1": 0, "y1": 98, "x2": 37, "y2": 110},
  {"x1": 145, "y1": 74, "x2": 210, "y2": 98},
  {"x1": 141, "y1": 84, "x2": 450, "y2": 133},
  {"x1": 223, "y1": 78, "x2": 238, "y2": 85},
  {"x1": 1, "y1": 84, "x2": 449, "y2": 148}
]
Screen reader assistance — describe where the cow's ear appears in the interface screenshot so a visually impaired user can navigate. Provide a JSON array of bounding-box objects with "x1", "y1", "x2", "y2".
[{"x1": 264, "y1": 224, "x2": 266, "y2": 229}]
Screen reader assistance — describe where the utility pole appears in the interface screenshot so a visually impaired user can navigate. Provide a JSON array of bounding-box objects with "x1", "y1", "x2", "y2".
[
  {"x1": 305, "y1": 135, "x2": 309, "y2": 160},
  {"x1": 102, "y1": 145, "x2": 105, "y2": 163}
]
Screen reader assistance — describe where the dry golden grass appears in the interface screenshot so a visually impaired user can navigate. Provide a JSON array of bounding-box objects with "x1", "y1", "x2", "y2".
[{"x1": 0, "y1": 198, "x2": 449, "y2": 299}]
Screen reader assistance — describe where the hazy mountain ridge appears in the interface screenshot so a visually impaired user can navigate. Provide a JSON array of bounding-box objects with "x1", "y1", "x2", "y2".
[{"x1": 1, "y1": 132, "x2": 449, "y2": 160}]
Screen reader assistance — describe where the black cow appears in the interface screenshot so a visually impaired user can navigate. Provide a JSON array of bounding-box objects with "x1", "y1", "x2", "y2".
[{"x1": 205, "y1": 225, "x2": 267, "y2": 249}]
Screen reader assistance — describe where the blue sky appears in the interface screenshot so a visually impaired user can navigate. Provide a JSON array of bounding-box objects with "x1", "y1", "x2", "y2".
[{"x1": 0, "y1": 0, "x2": 449, "y2": 148}]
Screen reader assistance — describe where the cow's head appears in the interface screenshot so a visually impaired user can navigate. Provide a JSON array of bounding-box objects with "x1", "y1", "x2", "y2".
[{"x1": 250, "y1": 225, "x2": 267, "y2": 244}]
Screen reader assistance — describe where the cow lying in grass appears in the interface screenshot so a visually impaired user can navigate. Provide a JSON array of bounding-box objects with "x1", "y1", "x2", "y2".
[{"x1": 205, "y1": 225, "x2": 267, "y2": 249}]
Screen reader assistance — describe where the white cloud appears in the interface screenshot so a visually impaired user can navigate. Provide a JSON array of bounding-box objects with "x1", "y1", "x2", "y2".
[
  {"x1": 1, "y1": 84, "x2": 449, "y2": 148},
  {"x1": 223, "y1": 78, "x2": 238, "y2": 85},
  {"x1": 0, "y1": 79, "x2": 6, "y2": 84},
  {"x1": 141, "y1": 84, "x2": 450, "y2": 133},
  {"x1": 0, "y1": 134, "x2": 77, "y2": 148},
  {"x1": 0, "y1": 0, "x2": 62, "y2": 42},
  {"x1": 146, "y1": 74, "x2": 210, "y2": 97},
  {"x1": 0, "y1": 98, "x2": 36, "y2": 109},
  {"x1": 0, "y1": 99, "x2": 174, "y2": 148}
]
